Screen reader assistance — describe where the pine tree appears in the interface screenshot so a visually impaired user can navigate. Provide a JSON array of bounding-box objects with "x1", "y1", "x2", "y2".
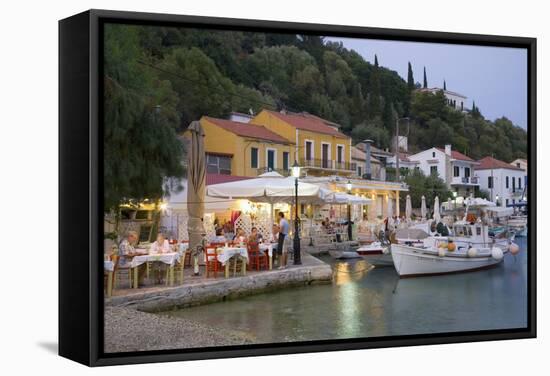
[
  {"x1": 407, "y1": 62, "x2": 415, "y2": 91},
  {"x1": 374, "y1": 54, "x2": 379, "y2": 67},
  {"x1": 423, "y1": 66, "x2": 428, "y2": 88},
  {"x1": 443, "y1": 80, "x2": 447, "y2": 90}
]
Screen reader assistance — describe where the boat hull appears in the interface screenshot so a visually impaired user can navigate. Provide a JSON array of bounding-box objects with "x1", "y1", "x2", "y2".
[
  {"x1": 391, "y1": 244, "x2": 505, "y2": 277},
  {"x1": 356, "y1": 245, "x2": 393, "y2": 266}
]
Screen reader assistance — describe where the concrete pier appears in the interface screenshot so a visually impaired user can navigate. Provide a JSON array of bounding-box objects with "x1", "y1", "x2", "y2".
[{"x1": 105, "y1": 253, "x2": 332, "y2": 312}]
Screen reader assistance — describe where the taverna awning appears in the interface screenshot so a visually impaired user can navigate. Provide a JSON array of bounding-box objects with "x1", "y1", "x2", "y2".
[
  {"x1": 324, "y1": 191, "x2": 372, "y2": 205},
  {"x1": 206, "y1": 176, "x2": 326, "y2": 204}
]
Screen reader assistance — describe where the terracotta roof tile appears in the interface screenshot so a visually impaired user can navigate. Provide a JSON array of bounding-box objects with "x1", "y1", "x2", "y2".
[
  {"x1": 476, "y1": 156, "x2": 524, "y2": 171},
  {"x1": 265, "y1": 110, "x2": 349, "y2": 139},
  {"x1": 203, "y1": 116, "x2": 291, "y2": 144},
  {"x1": 436, "y1": 147, "x2": 474, "y2": 162}
]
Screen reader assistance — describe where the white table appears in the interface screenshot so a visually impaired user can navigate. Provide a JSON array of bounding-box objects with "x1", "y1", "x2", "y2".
[
  {"x1": 259, "y1": 243, "x2": 277, "y2": 270},
  {"x1": 130, "y1": 252, "x2": 181, "y2": 288},
  {"x1": 216, "y1": 247, "x2": 248, "y2": 265}
]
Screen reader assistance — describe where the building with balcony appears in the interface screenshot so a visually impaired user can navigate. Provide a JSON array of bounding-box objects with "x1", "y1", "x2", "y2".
[
  {"x1": 250, "y1": 110, "x2": 354, "y2": 177},
  {"x1": 475, "y1": 156, "x2": 526, "y2": 205},
  {"x1": 407, "y1": 144, "x2": 479, "y2": 196},
  {"x1": 192, "y1": 116, "x2": 295, "y2": 177}
]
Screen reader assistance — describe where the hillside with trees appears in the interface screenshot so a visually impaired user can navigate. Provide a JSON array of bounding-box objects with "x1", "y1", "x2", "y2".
[{"x1": 104, "y1": 24, "x2": 528, "y2": 208}]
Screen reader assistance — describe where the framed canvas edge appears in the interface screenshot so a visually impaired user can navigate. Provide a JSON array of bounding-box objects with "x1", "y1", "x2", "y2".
[{"x1": 59, "y1": 8, "x2": 537, "y2": 367}]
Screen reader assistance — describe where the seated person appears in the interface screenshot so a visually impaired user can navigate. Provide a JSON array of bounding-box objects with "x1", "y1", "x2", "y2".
[
  {"x1": 270, "y1": 224, "x2": 280, "y2": 243},
  {"x1": 248, "y1": 227, "x2": 263, "y2": 244},
  {"x1": 118, "y1": 231, "x2": 139, "y2": 267},
  {"x1": 212, "y1": 228, "x2": 227, "y2": 243},
  {"x1": 118, "y1": 231, "x2": 146, "y2": 285},
  {"x1": 233, "y1": 227, "x2": 246, "y2": 243},
  {"x1": 149, "y1": 233, "x2": 170, "y2": 254}
]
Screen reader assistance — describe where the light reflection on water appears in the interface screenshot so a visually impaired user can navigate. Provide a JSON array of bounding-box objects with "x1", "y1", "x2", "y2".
[{"x1": 163, "y1": 237, "x2": 528, "y2": 344}]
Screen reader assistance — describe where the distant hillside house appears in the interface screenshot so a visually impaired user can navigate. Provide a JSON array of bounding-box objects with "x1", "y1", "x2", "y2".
[
  {"x1": 475, "y1": 156, "x2": 526, "y2": 205},
  {"x1": 407, "y1": 144, "x2": 479, "y2": 197},
  {"x1": 418, "y1": 87, "x2": 468, "y2": 112}
]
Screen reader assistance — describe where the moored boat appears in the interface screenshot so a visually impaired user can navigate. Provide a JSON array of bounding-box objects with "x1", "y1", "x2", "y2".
[
  {"x1": 391, "y1": 220, "x2": 512, "y2": 278},
  {"x1": 356, "y1": 242, "x2": 392, "y2": 266}
]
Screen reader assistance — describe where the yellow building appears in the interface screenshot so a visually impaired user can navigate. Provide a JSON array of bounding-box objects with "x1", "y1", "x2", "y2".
[
  {"x1": 197, "y1": 116, "x2": 295, "y2": 177},
  {"x1": 250, "y1": 110, "x2": 354, "y2": 177}
]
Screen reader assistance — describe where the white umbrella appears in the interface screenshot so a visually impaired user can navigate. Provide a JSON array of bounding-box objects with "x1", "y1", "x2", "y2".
[
  {"x1": 325, "y1": 191, "x2": 372, "y2": 205},
  {"x1": 405, "y1": 194, "x2": 412, "y2": 220},
  {"x1": 421, "y1": 195, "x2": 427, "y2": 220},
  {"x1": 258, "y1": 171, "x2": 284, "y2": 178},
  {"x1": 207, "y1": 176, "x2": 325, "y2": 204},
  {"x1": 433, "y1": 196, "x2": 441, "y2": 222}
]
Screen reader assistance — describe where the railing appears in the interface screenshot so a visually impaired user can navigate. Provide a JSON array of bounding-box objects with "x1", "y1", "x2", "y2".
[
  {"x1": 451, "y1": 176, "x2": 479, "y2": 185},
  {"x1": 299, "y1": 158, "x2": 355, "y2": 171}
]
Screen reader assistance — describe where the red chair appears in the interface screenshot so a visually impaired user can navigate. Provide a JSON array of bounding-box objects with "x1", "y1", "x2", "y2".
[
  {"x1": 247, "y1": 242, "x2": 268, "y2": 271},
  {"x1": 205, "y1": 244, "x2": 224, "y2": 278}
]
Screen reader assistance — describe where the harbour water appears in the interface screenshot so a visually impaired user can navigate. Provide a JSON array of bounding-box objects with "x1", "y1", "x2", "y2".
[{"x1": 164, "y1": 237, "x2": 528, "y2": 344}]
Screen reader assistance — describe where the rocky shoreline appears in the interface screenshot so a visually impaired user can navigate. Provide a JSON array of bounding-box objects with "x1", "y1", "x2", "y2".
[{"x1": 104, "y1": 306, "x2": 253, "y2": 353}]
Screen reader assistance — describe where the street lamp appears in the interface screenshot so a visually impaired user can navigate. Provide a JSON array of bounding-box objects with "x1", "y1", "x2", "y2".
[
  {"x1": 346, "y1": 180, "x2": 353, "y2": 241},
  {"x1": 291, "y1": 160, "x2": 302, "y2": 265}
]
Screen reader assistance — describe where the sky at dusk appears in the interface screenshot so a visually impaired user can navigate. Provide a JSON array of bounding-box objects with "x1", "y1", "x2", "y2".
[{"x1": 327, "y1": 37, "x2": 528, "y2": 129}]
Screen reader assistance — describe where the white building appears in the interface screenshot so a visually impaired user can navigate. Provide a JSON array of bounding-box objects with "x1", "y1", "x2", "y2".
[
  {"x1": 418, "y1": 88, "x2": 468, "y2": 112},
  {"x1": 475, "y1": 156, "x2": 526, "y2": 206},
  {"x1": 407, "y1": 144, "x2": 479, "y2": 196},
  {"x1": 386, "y1": 152, "x2": 420, "y2": 172}
]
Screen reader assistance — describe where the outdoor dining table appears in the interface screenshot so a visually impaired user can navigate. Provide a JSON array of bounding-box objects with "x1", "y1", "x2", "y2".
[
  {"x1": 215, "y1": 246, "x2": 249, "y2": 278},
  {"x1": 104, "y1": 260, "x2": 115, "y2": 297},
  {"x1": 130, "y1": 252, "x2": 180, "y2": 288},
  {"x1": 259, "y1": 243, "x2": 277, "y2": 270}
]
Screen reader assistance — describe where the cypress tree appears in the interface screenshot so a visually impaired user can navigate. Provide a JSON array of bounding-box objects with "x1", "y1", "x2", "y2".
[
  {"x1": 374, "y1": 54, "x2": 379, "y2": 67},
  {"x1": 423, "y1": 66, "x2": 428, "y2": 88},
  {"x1": 407, "y1": 62, "x2": 415, "y2": 91},
  {"x1": 443, "y1": 80, "x2": 447, "y2": 90}
]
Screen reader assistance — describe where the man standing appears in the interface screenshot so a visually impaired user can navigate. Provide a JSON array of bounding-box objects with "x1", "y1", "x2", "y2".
[{"x1": 277, "y1": 212, "x2": 289, "y2": 269}]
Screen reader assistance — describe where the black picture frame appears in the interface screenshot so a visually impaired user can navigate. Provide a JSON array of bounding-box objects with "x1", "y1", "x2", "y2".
[{"x1": 59, "y1": 9, "x2": 537, "y2": 367}]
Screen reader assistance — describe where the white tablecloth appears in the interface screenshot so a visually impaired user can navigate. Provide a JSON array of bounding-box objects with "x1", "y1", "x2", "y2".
[
  {"x1": 130, "y1": 252, "x2": 180, "y2": 268},
  {"x1": 104, "y1": 261, "x2": 114, "y2": 272},
  {"x1": 259, "y1": 243, "x2": 276, "y2": 257},
  {"x1": 215, "y1": 247, "x2": 248, "y2": 265}
]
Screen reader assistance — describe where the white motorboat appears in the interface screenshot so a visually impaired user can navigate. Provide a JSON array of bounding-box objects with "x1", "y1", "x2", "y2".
[
  {"x1": 356, "y1": 242, "x2": 392, "y2": 266},
  {"x1": 391, "y1": 220, "x2": 511, "y2": 277}
]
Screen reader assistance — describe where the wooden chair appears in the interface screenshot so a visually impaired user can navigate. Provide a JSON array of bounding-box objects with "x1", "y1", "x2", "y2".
[
  {"x1": 247, "y1": 242, "x2": 268, "y2": 271},
  {"x1": 205, "y1": 245, "x2": 222, "y2": 278},
  {"x1": 112, "y1": 254, "x2": 133, "y2": 290},
  {"x1": 227, "y1": 254, "x2": 246, "y2": 277}
]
